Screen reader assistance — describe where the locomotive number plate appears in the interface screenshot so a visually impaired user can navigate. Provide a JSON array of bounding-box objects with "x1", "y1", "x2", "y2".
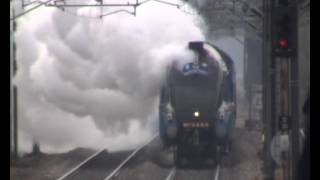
[{"x1": 183, "y1": 122, "x2": 210, "y2": 128}]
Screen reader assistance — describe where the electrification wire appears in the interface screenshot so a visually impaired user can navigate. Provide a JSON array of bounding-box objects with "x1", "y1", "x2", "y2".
[
  {"x1": 22, "y1": 0, "x2": 40, "y2": 8},
  {"x1": 50, "y1": 0, "x2": 186, "y2": 19},
  {"x1": 47, "y1": 0, "x2": 107, "y2": 19},
  {"x1": 12, "y1": 0, "x2": 209, "y2": 20},
  {"x1": 10, "y1": 0, "x2": 56, "y2": 21},
  {"x1": 57, "y1": 7, "x2": 103, "y2": 19},
  {"x1": 57, "y1": 5, "x2": 135, "y2": 19},
  {"x1": 100, "y1": 9, "x2": 135, "y2": 18}
]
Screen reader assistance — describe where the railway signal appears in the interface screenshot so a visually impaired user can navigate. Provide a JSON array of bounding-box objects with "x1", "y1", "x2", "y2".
[
  {"x1": 272, "y1": 6, "x2": 297, "y2": 57},
  {"x1": 266, "y1": 1, "x2": 300, "y2": 179},
  {"x1": 278, "y1": 115, "x2": 292, "y2": 133}
]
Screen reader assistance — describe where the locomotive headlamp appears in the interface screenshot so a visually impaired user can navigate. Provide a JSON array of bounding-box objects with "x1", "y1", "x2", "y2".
[{"x1": 194, "y1": 111, "x2": 200, "y2": 117}]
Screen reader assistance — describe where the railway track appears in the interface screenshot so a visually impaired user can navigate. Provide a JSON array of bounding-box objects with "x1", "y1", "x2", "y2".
[
  {"x1": 57, "y1": 134, "x2": 221, "y2": 180},
  {"x1": 165, "y1": 165, "x2": 221, "y2": 180},
  {"x1": 57, "y1": 134, "x2": 158, "y2": 180},
  {"x1": 104, "y1": 134, "x2": 159, "y2": 180}
]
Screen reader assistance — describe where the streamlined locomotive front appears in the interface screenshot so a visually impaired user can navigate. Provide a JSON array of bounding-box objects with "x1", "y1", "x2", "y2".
[{"x1": 159, "y1": 41, "x2": 235, "y2": 167}]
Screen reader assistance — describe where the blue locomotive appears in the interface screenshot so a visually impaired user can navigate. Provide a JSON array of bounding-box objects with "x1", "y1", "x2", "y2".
[{"x1": 159, "y1": 41, "x2": 236, "y2": 167}]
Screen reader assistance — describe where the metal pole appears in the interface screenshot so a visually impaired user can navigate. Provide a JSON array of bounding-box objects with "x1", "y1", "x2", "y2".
[
  {"x1": 249, "y1": 86, "x2": 252, "y2": 121},
  {"x1": 10, "y1": 0, "x2": 18, "y2": 159},
  {"x1": 262, "y1": 0, "x2": 275, "y2": 179},
  {"x1": 268, "y1": 1, "x2": 299, "y2": 179},
  {"x1": 10, "y1": 0, "x2": 14, "y2": 159},
  {"x1": 290, "y1": 6, "x2": 299, "y2": 180},
  {"x1": 13, "y1": 86, "x2": 18, "y2": 158}
]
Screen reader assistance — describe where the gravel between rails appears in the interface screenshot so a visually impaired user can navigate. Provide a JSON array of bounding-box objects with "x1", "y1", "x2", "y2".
[
  {"x1": 65, "y1": 150, "x2": 132, "y2": 180},
  {"x1": 111, "y1": 137, "x2": 174, "y2": 180}
]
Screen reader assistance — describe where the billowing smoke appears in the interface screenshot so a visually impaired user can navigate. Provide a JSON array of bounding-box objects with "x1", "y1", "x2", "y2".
[{"x1": 14, "y1": 1, "x2": 205, "y2": 153}]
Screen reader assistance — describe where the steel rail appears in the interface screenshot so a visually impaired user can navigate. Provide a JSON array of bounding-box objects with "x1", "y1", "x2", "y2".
[
  {"x1": 57, "y1": 148, "x2": 105, "y2": 180},
  {"x1": 104, "y1": 134, "x2": 158, "y2": 180},
  {"x1": 214, "y1": 165, "x2": 221, "y2": 180},
  {"x1": 165, "y1": 167, "x2": 176, "y2": 180}
]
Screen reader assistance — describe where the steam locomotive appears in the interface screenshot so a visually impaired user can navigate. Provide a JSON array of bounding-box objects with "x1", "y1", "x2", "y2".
[{"x1": 159, "y1": 41, "x2": 236, "y2": 167}]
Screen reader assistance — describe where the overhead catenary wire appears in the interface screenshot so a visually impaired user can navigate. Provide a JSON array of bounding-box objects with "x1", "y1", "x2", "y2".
[
  {"x1": 10, "y1": 0, "x2": 56, "y2": 21},
  {"x1": 49, "y1": 0, "x2": 182, "y2": 19},
  {"x1": 56, "y1": 6, "x2": 103, "y2": 20},
  {"x1": 100, "y1": 9, "x2": 135, "y2": 18},
  {"x1": 11, "y1": 0, "x2": 207, "y2": 21}
]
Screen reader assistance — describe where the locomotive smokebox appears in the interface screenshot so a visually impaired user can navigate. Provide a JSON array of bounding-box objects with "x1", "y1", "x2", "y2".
[
  {"x1": 188, "y1": 41, "x2": 204, "y2": 52},
  {"x1": 188, "y1": 41, "x2": 207, "y2": 63}
]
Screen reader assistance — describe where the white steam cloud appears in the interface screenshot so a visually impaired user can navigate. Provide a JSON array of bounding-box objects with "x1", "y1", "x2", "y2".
[{"x1": 14, "y1": 1, "x2": 205, "y2": 153}]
